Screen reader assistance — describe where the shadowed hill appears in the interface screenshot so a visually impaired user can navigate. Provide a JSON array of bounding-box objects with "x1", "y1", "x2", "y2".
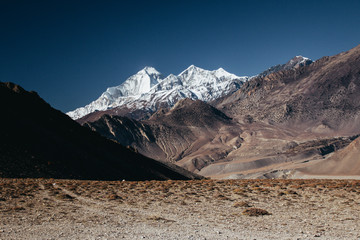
[{"x1": 0, "y1": 82, "x2": 202, "y2": 180}]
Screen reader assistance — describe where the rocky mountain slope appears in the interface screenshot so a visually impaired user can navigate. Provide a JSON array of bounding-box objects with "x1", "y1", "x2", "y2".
[
  {"x1": 298, "y1": 136, "x2": 360, "y2": 176},
  {"x1": 215, "y1": 44, "x2": 360, "y2": 135},
  {"x1": 0, "y1": 82, "x2": 202, "y2": 180},
  {"x1": 80, "y1": 45, "x2": 360, "y2": 179},
  {"x1": 68, "y1": 65, "x2": 248, "y2": 121},
  {"x1": 84, "y1": 99, "x2": 242, "y2": 172},
  {"x1": 202, "y1": 44, "x2": 360, "y2": 178},
  {"x1": 258, "y1": 55, "x2": 313, "y2": 77}
]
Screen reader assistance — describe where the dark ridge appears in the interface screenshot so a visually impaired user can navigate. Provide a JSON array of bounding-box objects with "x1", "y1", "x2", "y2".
[{"x1": 0, "y1": 82, "x2": 203, "y2": 180}]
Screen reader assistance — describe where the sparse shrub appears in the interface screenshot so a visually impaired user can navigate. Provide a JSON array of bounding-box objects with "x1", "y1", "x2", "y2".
[
  {"x1": 278, "y1": 191, "x2": 286, "y2": 196},
  {"x1": 233, "y1": 188, "x2": 245, "y2": 194},
  {"x1": 147, "y1": 215, "x2": 165, "y2": 221},
  {"x1": 56, "y1": 194, "x2": 75, "y2": 200},
  {"x1": 284, "y1": 190, "x2": 298, "y2": 195},
  {"x1": 11, "y1": 206, "x2": 25, "y2": 211},
  {"x1": 107, "y1": 194, "x2": 122, "y2": 200},
  {"x1": 251, "y1": 187, "x2": 270, "y2": 193},
  {"x1": 233, "y1": 201, "x2": 250, "y2": 208},
  {"x1": 290, "y1": 185, "x2": 303, "y2": 189},
  {"x1": 214, "y1": 193, "x2": 230, "y2": 201},
  {"x1": 242, "y1": 208, "x2": 271, "y2": 216}
]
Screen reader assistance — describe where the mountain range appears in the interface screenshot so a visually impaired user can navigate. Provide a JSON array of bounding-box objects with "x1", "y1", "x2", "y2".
[
  {"x1": 3, "y1": 44, "x2": 360, "y2": 180},
  {"x1": 67, "y1": 65, "x2": 248, "y2": 121},
  {"x1": 68, "y1": 57, "x2": 312, "y2": 122},
  {"x1": 79, "y1": 45, "x2": 360, "y2": 179}
]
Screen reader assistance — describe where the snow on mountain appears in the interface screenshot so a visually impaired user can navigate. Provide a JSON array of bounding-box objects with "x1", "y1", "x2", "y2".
[
  {"x1": 258, "y1": 56, "x2": 313, "y2": 77},
  {"x1": 67, "y1": 66, "x2": 248, "y2": 120},
  {"x1": 286, "y1": 56, "x2": 312, "y2": 68},
  {"x1": 106, "y1": 66, "x2": 163, "y2": 97}
]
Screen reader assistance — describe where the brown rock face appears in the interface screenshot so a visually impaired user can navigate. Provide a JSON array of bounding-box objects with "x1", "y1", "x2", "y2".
[
  {"x1": 0, "y1": 82, "x2": 202, "y2": 180},
  {"x1": 215, "y1": 44, "x2": 360, "y2": 135},
  {"x1": 85, "y1": 99, "x2": 242, "y2": 173},
  {"x1": 258, "y1": 55, "x2": 313, "y2": 77}
]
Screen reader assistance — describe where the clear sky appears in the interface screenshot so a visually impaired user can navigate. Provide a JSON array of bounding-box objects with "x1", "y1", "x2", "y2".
[{"x1": 1, "y1": 0, "x2": 360, "y2": 113}]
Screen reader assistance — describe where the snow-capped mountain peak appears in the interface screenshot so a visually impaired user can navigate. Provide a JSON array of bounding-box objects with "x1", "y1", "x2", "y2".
[
  {"x1": 178, "y1": 64, "x2": 202, "y2": 76},
  {"x1": 285, "y1": 56, "x2": 313, "y2": 69},
  {"x1": 105, "y1": 66, "x2": 163, "y2": 98},
  {"x1": 140, "y1": 66, "x2": 162, "y2": 76},
  {"x1": 67, "y1": 65, "x2": 248, "y2": 120},
  {"x1": 213, "y1": 67, "x2": 240, "y2": 80},
  {"x1": 184, "y1": 64, "x2": 197, "y2": 70}
]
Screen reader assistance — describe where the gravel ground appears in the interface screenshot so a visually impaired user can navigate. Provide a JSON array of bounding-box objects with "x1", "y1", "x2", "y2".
[{"x1": 1, "y1": 178, "x2": 360, "y2": 239}]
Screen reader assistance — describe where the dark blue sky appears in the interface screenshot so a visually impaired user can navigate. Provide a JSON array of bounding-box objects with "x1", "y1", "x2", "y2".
[{"x1": 1, "y1": 0, "x2": 360, "y2": 112}]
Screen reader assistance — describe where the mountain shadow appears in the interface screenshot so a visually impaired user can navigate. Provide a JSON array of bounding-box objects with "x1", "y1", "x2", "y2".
[{"x1": 0, "y1": 82, "x2": 202, "y2": 180}]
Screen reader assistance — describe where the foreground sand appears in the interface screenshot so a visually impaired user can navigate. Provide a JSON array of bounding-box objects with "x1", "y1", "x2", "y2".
[{"x1": 1, "y1": 178, "x2": 360, "y2": 239}]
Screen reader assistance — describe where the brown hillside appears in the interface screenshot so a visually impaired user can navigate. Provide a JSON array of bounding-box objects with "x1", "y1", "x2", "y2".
[
  {"x1": 215, "y1": 44, "x2": 360, "y2": 135},
  {"x1": 300, "y1": 137, "x2": 360, "y2": 176}
]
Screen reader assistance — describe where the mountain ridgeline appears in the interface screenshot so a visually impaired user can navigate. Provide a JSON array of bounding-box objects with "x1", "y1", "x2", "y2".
[
  {"x1": 215, "y1": 45, "x2": 360, "y2": 135},
  {"x1": 84, "y1": 99, "x2": 241, "y2": 172},
  {"x1": 68, "y1": 65, "x2": 249, "y2": 122},
  {"x1": 80, "y1": 45, "x2": 360, "y2": 179}
]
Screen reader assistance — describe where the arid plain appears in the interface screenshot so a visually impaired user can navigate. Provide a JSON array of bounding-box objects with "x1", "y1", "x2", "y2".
[{"x1": 1, "y1": 178, "x2": 360, "y2": 239}]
